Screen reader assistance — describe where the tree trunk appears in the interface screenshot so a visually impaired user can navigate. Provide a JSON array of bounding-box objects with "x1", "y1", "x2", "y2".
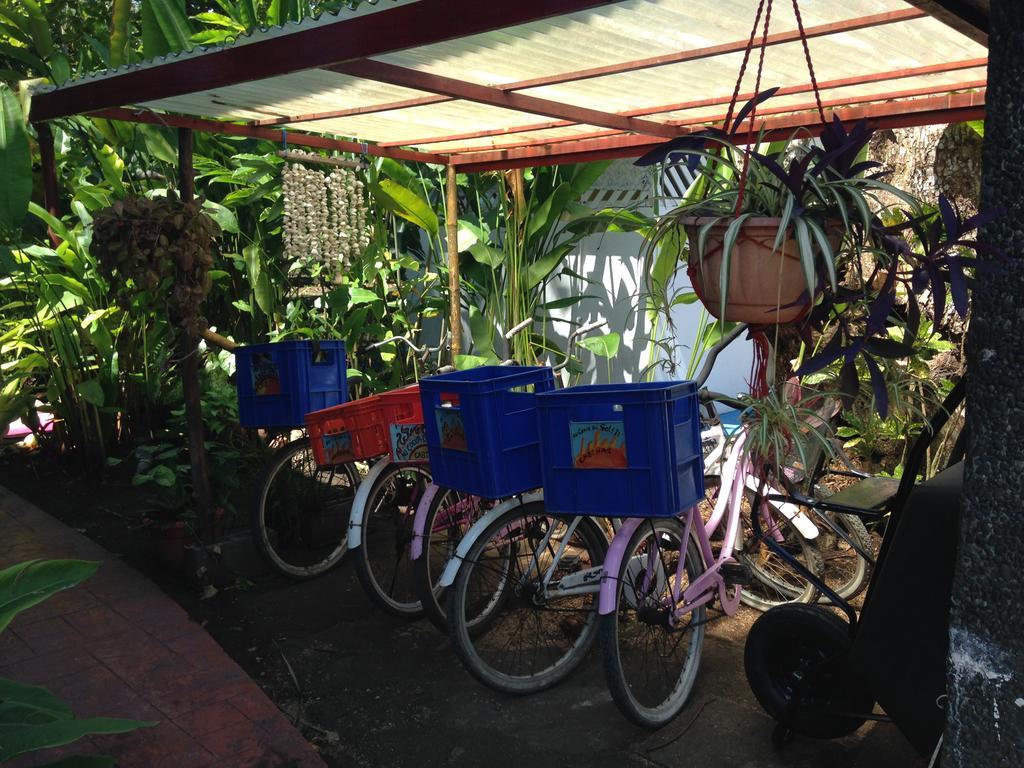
[{"x1": 943, "y1": 1, "x2": 1024, "y2": 763}]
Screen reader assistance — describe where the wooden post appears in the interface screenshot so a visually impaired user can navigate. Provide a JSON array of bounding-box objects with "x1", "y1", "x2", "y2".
[
  {"x1": 35, "y1": 122, "x2": 60, "y2": 246},
  {"x1": 177, "y1": 128, "x2": 214, "y2": 542},
  {"x1": 446, "y1": 163, "x2": 461, "y2": 360}
]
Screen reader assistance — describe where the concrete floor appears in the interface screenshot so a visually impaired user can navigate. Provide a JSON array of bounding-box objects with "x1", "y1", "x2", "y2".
[{"x1": 189, "y1": 556, "x2": 925, "y2": 768}]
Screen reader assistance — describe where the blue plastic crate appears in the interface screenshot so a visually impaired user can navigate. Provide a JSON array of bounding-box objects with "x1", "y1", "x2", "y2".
[
  {"x1": 236, "y1": 340, "x2": 347, "y2": 428},
  {"x1": 536, "y1": 381, "x2": 704, "y2": 518},
  {"x1": 419, "y1": 366, "x2": 556, "y2": 499}
]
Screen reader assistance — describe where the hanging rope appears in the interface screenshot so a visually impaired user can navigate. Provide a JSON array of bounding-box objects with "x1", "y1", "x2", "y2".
[
  {"x1": 790, "y1": 0, "x2": 827, "y2": 124},
  {"x1": 714, "y1": 0, "x2": 830, "y2": 399},
  {"x1": 734, "y1": 0, "x2": 774, "y2": 216}
]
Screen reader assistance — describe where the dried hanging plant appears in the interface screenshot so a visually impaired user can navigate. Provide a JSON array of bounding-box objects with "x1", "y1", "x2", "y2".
[{"x1": 92, "y1": 191, "x2": 221, "y2": 336}]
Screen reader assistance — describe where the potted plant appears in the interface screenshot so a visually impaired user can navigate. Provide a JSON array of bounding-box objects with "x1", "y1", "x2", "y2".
[
  {"x1": 640, "y1": 91, "x2": 997, "y2": 407},
  {"x1": 638, "y1": 94, "x2": 926, "y2": 326}
]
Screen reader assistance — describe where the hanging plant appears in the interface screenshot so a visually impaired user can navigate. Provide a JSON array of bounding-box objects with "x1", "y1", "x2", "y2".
[
  {"x1": 638, "y1": 0, "x2": 999, "y2": 421},
  {"x1": 92, "y1": 191, "x2": 221, "y2": 337}
]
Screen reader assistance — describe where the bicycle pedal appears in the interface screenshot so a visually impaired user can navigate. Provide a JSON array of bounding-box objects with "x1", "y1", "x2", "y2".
[{"x1": 721, "y1": 562, "x2": 753, "y2": 587}]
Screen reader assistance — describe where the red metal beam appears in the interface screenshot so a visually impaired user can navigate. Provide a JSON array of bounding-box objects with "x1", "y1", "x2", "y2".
[
  {"x1": 329, "y1": 59, "x2": 679, "y2": 139},
  {"x1": 256, "y1": 8, "x2": 926, "y2": 130},
  {"x1": 441, "y1": 78, "x2": 988, "y2": 155},
  {"x1": 381, "y1": 57, "x2": 987, "y2": 148},
  {"x1": 88, "y1": 108, "x2": 449, "y2": 164},
  {"x1": 453, "y1": 90, "x2": 987, "y2": 172},
  {"x1": 30, "y1": 0, "x2": 625, "y2": 122}
]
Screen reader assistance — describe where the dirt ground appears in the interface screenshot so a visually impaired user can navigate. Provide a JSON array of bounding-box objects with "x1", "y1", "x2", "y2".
[{"x1": 0, "y1": 452, "x2": 922, "y2": 768}]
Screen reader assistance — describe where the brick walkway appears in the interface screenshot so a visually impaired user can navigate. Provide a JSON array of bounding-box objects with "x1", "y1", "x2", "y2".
[{"x1": 0, "y1": 484, "x2": 326, "y2": 768}]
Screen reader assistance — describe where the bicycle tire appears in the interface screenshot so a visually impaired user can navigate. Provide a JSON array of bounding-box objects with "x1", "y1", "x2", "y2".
[
  {"x1": 600, "y1": 517, "x2": 707, "y2": 728},
  {"x1": 811, "y1": 490, "x2": 874, "y2": 602},
  {"x1": 447, "y1": 503, "x2": 608, "y2": 694},
  {"x1": 413, "y1": 486, "x2": 491, "y2": 633},
  {"x1": 251, "y1": 437, "x2": 359, "y2": 579},
  {"x1": 353, "y1": 462, "x2": 431, "y2": 618}
]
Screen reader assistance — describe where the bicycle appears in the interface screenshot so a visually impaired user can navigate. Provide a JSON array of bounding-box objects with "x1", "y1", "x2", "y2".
[
  {"x1": 410, "y1": 319, "x2": 608, "y2": 633},
  {"x1": 197, "y1": 328, "x2": 362, "y2": 581},
  {"x1": 345, "y1": 334, "x2": 450, "y2": 617}
]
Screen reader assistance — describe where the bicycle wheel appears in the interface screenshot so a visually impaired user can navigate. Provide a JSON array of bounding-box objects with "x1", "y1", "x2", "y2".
[
  {"x1": 812, "y1": 488, "x2": 874, "y2": 602},
  {"x1": 251, "y1": 437, "x2": 359, "y2": 579},
  {"x1": 353, "y1": 462, "x2": 431, "y2": 618},
  {"x1": 600, "y1": 517, "x2": 707, "y2": 728},
  {"x1": 447, "y1": 503, "x2": 608, "y2": 694},
  {"x1": 709, "y1": 479, "x2": 822, "y2": 611},
  {"x1": 413, "y1": 486, "x2": 492, "y2": 633}
]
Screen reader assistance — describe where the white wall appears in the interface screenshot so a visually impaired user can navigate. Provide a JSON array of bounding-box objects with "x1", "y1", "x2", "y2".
[{"x1": 542, "y1": 160, "x2": 753, "y2": 395}]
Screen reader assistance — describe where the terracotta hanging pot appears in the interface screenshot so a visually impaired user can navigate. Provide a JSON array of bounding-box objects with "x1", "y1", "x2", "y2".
[{"x1": 681, "y1": 216, "x2": 836, "y2": 325}]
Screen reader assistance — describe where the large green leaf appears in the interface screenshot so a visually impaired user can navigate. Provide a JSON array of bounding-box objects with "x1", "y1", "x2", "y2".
[
  {"x1": 568, "y1": 161, "x2": 612, "y2": 199},
  {"x1": 0, "y1": 560, "x2": 99, "y2": 633},
  {"x1": 20, "y1": 1, "x2": 53, "y2": 59},
  {"x1": 467, "y1": 242, "x2": 505, "y2": 268},
  {"x1": 0, "y1": 716, "x2": 154, "y2": 761},
  {"x1": 525, "y1": 242, "x2": 575, "y2": 290},
  {"x1": 141, "y1": 0, "x2": 193, "y2": 57},
  {"x1": 371, "y1": 180, "x2": 439, "y2": 237},
  {"x1": 526, "y1": 183, "x2": 571, "y2": 243},
  {"x1": 76, "y1": 380, "x2": 105, "y2": 407},
  {"x1": 0, "y1": 678, "x2": 72, "y2": 724},
  {"x1": 577, "y1": 332, "x2": 620, "y2": 358},
  {"x1": 0, "y1": 84, "x2": 31, "y2": 234},
  {"x1": 468, "y1": 305, "x2": 497, "y2": 359},
  {"x1": 202, "y1": 201, "x2": 239, "y2": 234},
  {"x1": 348, "y1": 286, "x2": 381, "y2": 308},
  {"x1": 268, "y1": 0, "x2": 303, "y2": 25}
]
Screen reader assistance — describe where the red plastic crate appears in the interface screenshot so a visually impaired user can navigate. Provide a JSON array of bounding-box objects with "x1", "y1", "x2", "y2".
[
  {"x1": 305, "y1": 395, "x2": 390, "y2": 466},
  {"x1": 379, "y1": 385, "x2": 428, "y2": 463}
]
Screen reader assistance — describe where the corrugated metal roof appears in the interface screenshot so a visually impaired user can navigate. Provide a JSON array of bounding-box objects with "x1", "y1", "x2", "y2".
[{"x1": 32, "y1": 0, "x2": 987, "y2": 169}]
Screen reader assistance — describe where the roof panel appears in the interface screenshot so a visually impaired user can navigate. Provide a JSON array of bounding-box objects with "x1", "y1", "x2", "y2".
[{"x1": 33, "y1": 0, "x2": 988, "y2": 168}]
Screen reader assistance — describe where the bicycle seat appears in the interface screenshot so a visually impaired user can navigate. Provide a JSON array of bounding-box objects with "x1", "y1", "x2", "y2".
[{"x1": 822, "y1": 476, "x2": 900, "y2": 511}]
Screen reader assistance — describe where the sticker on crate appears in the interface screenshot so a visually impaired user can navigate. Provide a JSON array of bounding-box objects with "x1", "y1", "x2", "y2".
[
  {"x1": 251, "y1": 353, "x2": 281, "y2": 396},
  {"x1": 435, "y1": 408, "x2": 468, "y2": 451},
  {"x1": 390, "y1": 423, "x2": 428, "y2": 462},
  {"x1": 321, "y1": 430, "x2": 354, "y2": 463},
  {"x1": 570, "y1": 421, "x2": 628, "y2": 469}
]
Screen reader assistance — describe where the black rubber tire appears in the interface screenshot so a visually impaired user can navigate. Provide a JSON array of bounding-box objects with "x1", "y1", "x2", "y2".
[
  {"x1": 413, "y1": 486, "x2": 489, "y2": 633},
  {"x1": 447, "y1": 504, "x2": 608, "y2": 694},
  {"x1": 600, "y1": 518, "x2": 707, "y2": 728},
  {"x1": 744, "y1": 603, "x2": 874, "y2": 739},
  {"x1": 251, "y1": 437, "x2": 359, "y2": 579},
  {"x1": 353, "y1": 463, "x2": 431, "y2": 618}
]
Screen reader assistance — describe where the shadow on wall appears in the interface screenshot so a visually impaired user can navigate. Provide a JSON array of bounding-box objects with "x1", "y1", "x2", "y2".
[{"x1": 542, "y1": 190, "x2": 753, "y2": 394}]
